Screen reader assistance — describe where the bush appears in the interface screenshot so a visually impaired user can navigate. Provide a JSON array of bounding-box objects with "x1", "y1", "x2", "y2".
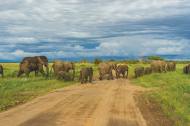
[
  {"x1": 147, "y1": 56, "x2": 164, "y2": 61},
  {"x1": 94, "y1": 58, "x2": 102, "y2": 65}
]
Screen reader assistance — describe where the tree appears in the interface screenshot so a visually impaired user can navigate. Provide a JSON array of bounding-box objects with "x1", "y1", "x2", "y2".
[
  {"x1": 94, "y1": 58, "x2": 102, "y2": 65},
  {"x1": 147, "y1": 56, "x2": 164, "y2": 61}
]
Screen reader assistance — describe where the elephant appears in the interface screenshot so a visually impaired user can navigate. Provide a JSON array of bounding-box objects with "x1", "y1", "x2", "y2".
[
  {"x1": 17, "y1": 60, "x2": 45, "y2": 77},
  {"x1": 98, "y1": 62, "x2": 117, "y2": 80},
  {"x1": 21, "y1": 56, "x2": 49, "y2": 76},
  {"x1": 183, "y1": 64, "x2": 190, "y2": 74},
  {"x1": 57, "y1": 71, "x2": 72, "y2": 81},
  {"x1": 51, "y1": 60, "x2": 75, "y2": 80},
  {"x1": 166, "y1": 62, "x2": 176, "y2": 71},
  {"x1": 79, "y1": 67, "x2": 93, "y2": 84},
  {"x1": 144, "y1": 67, "x2": 152, "y2": 75},
  {"x1": 0, "y1": 64, "x2": 4, "y2": 77},
  {"x1": 151, "y1": 60, "x2": 167, "y2": 73},
  {"x1": 116, "y1": 64, "x2": 128, "y2": 79},
  {"x1": 134, "y1": 67, "x2": 144, "y2": 78}
]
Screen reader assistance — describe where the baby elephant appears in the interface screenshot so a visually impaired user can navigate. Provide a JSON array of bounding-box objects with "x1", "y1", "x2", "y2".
[
  {"x1": 0, "y1": 64, "x2": 4, "y2": 77},
  {"x1": 57, "y1": 71, "x2": 72, "y2": 81},
  {"x1": 80, "y1": 67, "x2": 93, "y2": 84},
  {"x1": 134, "y1": 67, "x2": 144, "y2": 78}
]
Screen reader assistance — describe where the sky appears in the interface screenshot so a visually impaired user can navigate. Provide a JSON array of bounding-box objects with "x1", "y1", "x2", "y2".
[{"x1": 0, "y1": 0, "x2": 190, "y2": 61}]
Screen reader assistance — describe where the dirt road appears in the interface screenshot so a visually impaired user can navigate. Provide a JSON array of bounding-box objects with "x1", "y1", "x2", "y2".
[{"x1": 0, "y1": 79, "x2": 158, "y2": 126}]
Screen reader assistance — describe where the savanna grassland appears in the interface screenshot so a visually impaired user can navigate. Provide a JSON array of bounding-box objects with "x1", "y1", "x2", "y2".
[
  {"x1": 0, "y1": 63, "x2": 98, "y2": 111},
  {"x1": 0, "y1": 62, "x2": 190, "y2": 126}
]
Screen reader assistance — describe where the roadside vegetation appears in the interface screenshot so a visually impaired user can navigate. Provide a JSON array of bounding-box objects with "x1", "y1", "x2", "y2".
[
  {"x1": 132, "y1": 64, "x2": 190, "y2": 126},
  {"x1": 0, "y1": 63, "x2": 97, "y2": 112}
]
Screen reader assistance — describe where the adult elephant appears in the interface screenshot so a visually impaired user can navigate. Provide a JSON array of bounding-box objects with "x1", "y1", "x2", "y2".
[
  {"x1": 79, "y1": 67, "x2": 93, "y2": 84},
  {"x1": 183, "y1": 64, "x2": 190, "y2": 74},
  {"x1": 17, "y1": 60, "x2": 44, "y2": 77},
  {"x1": 21, "y1": 56, "x2": 49, "y2": 76},
  {"x1": 116, "y1": 64, "x2": 128, "y2": 79},
  {"x1": 0, "y1": 64, "x2": 4, "y2": 77},
  {"x1": 144, "y1": 67, "x2": 152, "y2": 75},
  {"x1": 52, "y1": 60, "x2": 75, "y2": 80},
  {"x1": 98, "y1": 62, "x2": 117, "y2": 80},
  {"x1": 167, "y1": 62, "x2": 176, "y2": 71},
  {"x1": 151, "y1": 60, "x2": 167, "y2": 73},
  {"x1": 134, "y1": 67, "x2": 144, "y2": 78}
]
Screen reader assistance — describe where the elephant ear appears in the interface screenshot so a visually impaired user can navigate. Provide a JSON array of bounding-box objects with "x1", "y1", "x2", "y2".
[{"x1": 37, "y1": 57, "x2": 44, "y2": 65}]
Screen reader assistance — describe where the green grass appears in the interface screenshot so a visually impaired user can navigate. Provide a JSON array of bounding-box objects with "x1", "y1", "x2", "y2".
[
  {"x1": 1, "y1": 62, "x2": 190, "y2": 126},
  {"x1": 132, "y1": 64, "x2": 190, "y2": 126},
  {"x1": 0, "y1": 63, "x2": 97, "y2": 112}
]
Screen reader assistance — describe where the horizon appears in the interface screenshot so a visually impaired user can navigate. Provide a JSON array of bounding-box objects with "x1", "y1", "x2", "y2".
[
  {"x1": 1, "y1": 54, "x2": 190, "y2": 62},
  {"x1": 0, "y1": 0, "x2": 190, "y2": 61}
]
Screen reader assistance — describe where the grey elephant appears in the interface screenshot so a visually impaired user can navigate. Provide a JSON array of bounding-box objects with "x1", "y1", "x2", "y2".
[
  {"x1": 116, "y1": 64, "x2": 128, "y2": 79},
  {"x1": 20, "y1": 56, "x2": 49, "y2": 77},
  {"x1": 79, "y1": 67, "x2": 93, "y2": 84},
  {"x1": 183, "y1": 64, "x2": 190, "y2": 74},
  {"x1": 144, "y1": 67, "x2": 152, "y2": 75},
  {"x1": 17, "y1": 60, "x2": 44, "y2": 77},
  {"x1": 51, "y1": 60, "x2": 75, "y2": 80},
  {"x1": 134, "y1": 67, "x2": 144, "y2": 78},
  {"x1": 151, "y1": 60, "x2": 167, "y2": 73},
  {"x1": 57, "y1": 71, "x2": 72, "y2": 81},
  {"x1": 0, "y1": 64, "x2": 4, "y2": 77},
  {"x1": 167, "y1": 62, "x2": 176, "y2": 71},
  {"x1": 98, "y1": 62, "x2": 117, "y2": 80}
]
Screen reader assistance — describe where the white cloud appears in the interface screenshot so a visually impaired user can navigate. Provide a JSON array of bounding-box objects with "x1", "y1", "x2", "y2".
[{"x1": 0, "y1": 0, "x2": 190, "y2": 60}]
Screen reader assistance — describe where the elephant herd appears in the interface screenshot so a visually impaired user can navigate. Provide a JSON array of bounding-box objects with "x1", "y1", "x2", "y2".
[
  {"x1": 98, "y1": 62, "x2": 129, "y2": 80},
  {"x1": 134, "y1": 61, "x2": 176, "y2": 78},
  {"x1": 1, "y1": 56, "x2": 190, "y2": 82},
  {"x1": 52, "y1": 62, "x2": 129, "y2": 84}
]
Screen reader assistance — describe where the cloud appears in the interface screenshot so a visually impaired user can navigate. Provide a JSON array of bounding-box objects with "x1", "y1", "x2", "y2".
[{"x1": 0, "y1": 0, "x2": 190, "y2": 60}]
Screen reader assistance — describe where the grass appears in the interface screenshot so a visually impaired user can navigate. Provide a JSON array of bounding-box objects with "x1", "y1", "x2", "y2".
[
  {"x1": 0, "y1": 63, "x2": 97, "y2": 112},
  {"x1": 132, "y1": 64, "x2": 190, "y2": 126},
  {"x1": 0, "y1": 62, "x2": 190, "y2": 126}
]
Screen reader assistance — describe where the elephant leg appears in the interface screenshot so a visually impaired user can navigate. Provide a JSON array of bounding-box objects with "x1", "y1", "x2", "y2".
[
  {"x1": 46, "y1": 65, "x2": 49, "y2": 77},
  {"x1": 126, "y1": 70, "x2": 128, "y2": 78},
  {"x1": 117, "y1": 72, "x2": 120, "y2": 79},
  {"x1": 72, "y1": 69, "x2": 75, "y2": 81},
  {"x1": 99, "y1": 72, "x2": 103, "y2": 80},
  {"x1": 35, "y1": 71, "x2": 38, "y2": 77},
  {"x1": 116, "y1": 71, "x2": 119, "y2": 79},
  {"x1": 80, "y1": 74, "x2": 84, "y2": 84},
  {"x1": 1, "y1": 72, "x2": 4, "y2": 78},
  {"x1": 79, "y1": 72, "x2": 82, "y2": 82},
  {"x1": 17, "y1": 70, "x2": 23, "y2": 77},
  {"x1": 40, "y1": 70, "x2": 45, "y2": 76},
  {"x1": 85, "y1": 76, "x2": 88, "y2": 83},
  {"x1": 109, "y1": 71, "x2": 114, "y2": 80},
  {"x1": 25, "y1": 71, "x2": 30, "y2": 77},
  {"x1": 81, "y1": 79, "x2": 84, "y2": 84},
  {"x1": 89, "y1": 75, "x2": 92, "y2": 83},
  {"x1": 123, "y1": 72, "x2": 125, "y2": 78},
  {"x1": 39, "y1": 67, "x2": 45, "y2": 76}
]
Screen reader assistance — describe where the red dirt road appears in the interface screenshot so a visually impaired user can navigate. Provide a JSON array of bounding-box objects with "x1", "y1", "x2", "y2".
[{"x1": 0, "y1": 79, "x2": 156, "y2": 126}]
